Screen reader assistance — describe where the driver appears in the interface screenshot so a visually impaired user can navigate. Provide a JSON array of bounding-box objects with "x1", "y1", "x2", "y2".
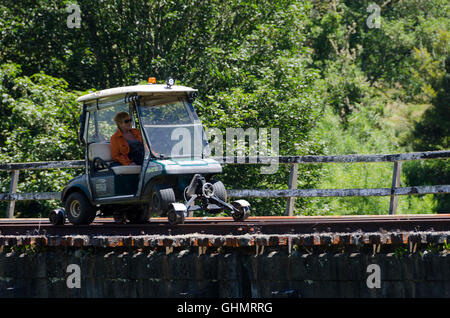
[{"x1": 110, "y1": 112, "x2": 145, "y2": 166}]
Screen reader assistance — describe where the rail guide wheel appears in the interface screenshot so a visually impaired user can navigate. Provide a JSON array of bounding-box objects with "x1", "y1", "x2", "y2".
[
  {"x1": 167, "y1": 203, "x2": 187, "y2": 225},
  {"x1": 49, "y1": 208, "x2": 66, "y2": 225},
  {"x1": 231, "y1": 200, "x2": 251, "y2": 222}
]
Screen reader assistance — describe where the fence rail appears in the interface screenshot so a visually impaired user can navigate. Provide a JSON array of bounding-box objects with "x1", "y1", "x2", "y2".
[{"x1": 1, "y1": 150, "x2": 449, "y2": 218}]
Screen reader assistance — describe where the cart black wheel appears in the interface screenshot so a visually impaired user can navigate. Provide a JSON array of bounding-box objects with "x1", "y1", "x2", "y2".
[
  {"x1": 231, "y1": 201, "x2": 250, "y2": 222},
  {"x1": 65, "y1": 192, "x2": 97, "y2": 225},
  {"x1": 85, "y1": 206, "x2": 97, "y2": 224},
  {"x1": 113, "y1": 210, "x2": 127, "y2": 224},
  {"x1": 167, "y1": 206, "x2": 185, "y2": 225},
  {"x1": 151, "y1": 186, "x2": 176, "y2": 217},
  {"x1": 126, "y1": 204, "x2": 151, "y2": 224}
]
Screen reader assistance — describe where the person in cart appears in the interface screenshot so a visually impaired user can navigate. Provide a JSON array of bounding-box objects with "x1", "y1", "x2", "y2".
[{"x1": 110, "y1": 112, "x2": 145, "y2": 166}]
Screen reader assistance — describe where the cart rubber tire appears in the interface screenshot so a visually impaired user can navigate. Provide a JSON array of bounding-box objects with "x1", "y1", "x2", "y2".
[
  {"x1": 113, "y1": 210, "x2": 127, "y2": 224},
  {"x1": 65, "y1": 192, "x2": 97, "y2": 225},
  {"x1": 211, "y1": 180, "x2": 227, "y2": 202},
  {"x1": 127, "y1": 204, "x2": 151, "y2": 224},
  {"x1": 151, "y1": 186, "x2": 176, "y2": 217}
]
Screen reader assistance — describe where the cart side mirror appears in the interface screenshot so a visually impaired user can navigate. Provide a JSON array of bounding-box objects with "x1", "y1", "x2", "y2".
[{"x1": 187, "y1": 91, "x2": 198, "y2": 103}]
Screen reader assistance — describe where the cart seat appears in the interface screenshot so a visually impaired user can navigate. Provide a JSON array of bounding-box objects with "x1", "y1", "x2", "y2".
[
  {"x1": 111, "y1": 164, "x2": 141, "y2": 175},
  {"x1": 88, "y1": 142, "x2": 141, "y2": 175}
]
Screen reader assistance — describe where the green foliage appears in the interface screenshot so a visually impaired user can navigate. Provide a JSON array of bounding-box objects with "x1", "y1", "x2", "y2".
[
  {"x1": 309, "y1": 104, "x2": 437, "y2": 215},
  {"x1": 195, "y1": 1, "x2": 326, "y2": 215},
  {"x1": 0, "y1": 0, "x2": 326, "y2": 216},
  {"x1": 404, "y1": 57, "x2": 450, "y2": 213},
  {"x1": 0, "y1": 63, "x2": 85, "y2": 216},
  {"x1": 394, "y1": 245, "x2": 409, "y2": 258},
  {"x1": 0, "y1": 0, "x2": 448, "y2": 216},
  {"x1": 305, "y1": 0, "x2": 449, "y2": 214}
]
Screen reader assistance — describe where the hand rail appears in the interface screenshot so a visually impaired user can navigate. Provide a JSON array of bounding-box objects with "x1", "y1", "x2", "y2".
[{"x1": 1, "y1": 150, "x2": 449, "y2": 217}]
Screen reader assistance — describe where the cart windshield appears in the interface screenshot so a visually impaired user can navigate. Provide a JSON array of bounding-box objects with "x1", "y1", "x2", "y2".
[{"x1": 137, "y1": 97, "x2": 207, "y2": 159}]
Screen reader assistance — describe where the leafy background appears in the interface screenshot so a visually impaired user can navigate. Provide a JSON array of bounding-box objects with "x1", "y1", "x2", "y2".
[{"x1": 0, "y1": 0, "x2": 448, "y2": 217}]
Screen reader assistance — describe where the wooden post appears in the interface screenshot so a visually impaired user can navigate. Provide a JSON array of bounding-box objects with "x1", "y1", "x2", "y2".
[
  {"x1": 285, "y1": 163, "x2": 298, "y2": 216},
  {"x1": 6, "y1": 170, "x2": 19, "y2": 218},
  {"x1": 389, "y1": 161, "x2": 402, "y2": 215}
]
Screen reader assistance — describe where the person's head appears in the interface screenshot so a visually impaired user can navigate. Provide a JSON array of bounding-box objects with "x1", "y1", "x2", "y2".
[{"x1": 114, "y1": 112, "x2": 132, "y2": 132}]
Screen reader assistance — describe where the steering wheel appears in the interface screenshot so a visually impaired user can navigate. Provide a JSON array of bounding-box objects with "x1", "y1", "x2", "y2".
[{"x1": 92, "y1": 157, "x2": 108, "y2": 172}]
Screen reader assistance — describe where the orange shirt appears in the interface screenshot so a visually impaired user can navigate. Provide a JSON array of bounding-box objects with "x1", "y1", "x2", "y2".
[{"x1": 110, "y1": 128, "x2": 143, "y2": 165}]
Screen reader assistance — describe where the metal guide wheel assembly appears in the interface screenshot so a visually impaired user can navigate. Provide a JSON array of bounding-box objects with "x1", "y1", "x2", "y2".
[{"x1": 166, "y1": 173, "x2": 251, "y2": 225}]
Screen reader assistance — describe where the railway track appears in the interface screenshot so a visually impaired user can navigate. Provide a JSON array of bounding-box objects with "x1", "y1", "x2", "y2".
[{"x1": 0, "y1": 214, "x2": 449, "y2": 236}]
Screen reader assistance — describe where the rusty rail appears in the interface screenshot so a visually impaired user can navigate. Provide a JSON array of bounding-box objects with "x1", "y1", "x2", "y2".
[
  {"x1": 1, "y1": 215, "x2": 450, "y2": 236},
  {"x1": 0, "y1": 150, "x2": 449, "y2": 218}
]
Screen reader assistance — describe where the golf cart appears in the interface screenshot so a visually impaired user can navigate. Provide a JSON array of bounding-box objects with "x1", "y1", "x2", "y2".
[{"x1": 49, "y1": 78, "x2": 250, "y2": 226}]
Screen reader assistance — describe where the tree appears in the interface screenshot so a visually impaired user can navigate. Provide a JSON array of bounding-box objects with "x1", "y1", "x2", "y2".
[
  {"x1": 0, "y1": 1, "x2": 326, "y2": 216},
  {"x1": 0, "y1": 63, "x2": 85, "y2": 217},
  {"x1": 404, "y1": 57, "x2": 450, "y2": 213}
]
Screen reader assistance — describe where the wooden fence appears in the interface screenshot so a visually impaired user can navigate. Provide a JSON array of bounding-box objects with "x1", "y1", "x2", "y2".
[{"x1": 1, "y1": 150, "x2": 449, "y2": 218}]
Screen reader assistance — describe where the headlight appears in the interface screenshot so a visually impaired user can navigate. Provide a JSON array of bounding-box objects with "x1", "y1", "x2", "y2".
[{"x1": 166, "y1": 77, "x2": 175, "y2": 87}]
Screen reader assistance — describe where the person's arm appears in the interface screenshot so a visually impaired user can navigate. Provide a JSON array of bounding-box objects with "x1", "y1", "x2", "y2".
[{"x1": 134, "y1": 129, "x2": 151, "y2": 153}]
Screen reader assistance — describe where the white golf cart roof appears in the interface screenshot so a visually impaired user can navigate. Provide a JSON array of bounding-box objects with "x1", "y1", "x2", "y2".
[{"x1": 77, "y1": 84, "x2": 197, "y2": 103}]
